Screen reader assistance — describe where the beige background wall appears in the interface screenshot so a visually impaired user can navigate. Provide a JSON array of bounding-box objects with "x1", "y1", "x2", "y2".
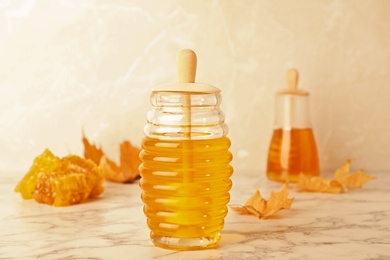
[{"x1": 1, "y1": 0, "x2": 389, "y2": 175}]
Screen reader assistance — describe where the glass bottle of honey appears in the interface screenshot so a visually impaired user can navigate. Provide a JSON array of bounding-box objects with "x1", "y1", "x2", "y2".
[
  {"x1": 139, "y1": 49, "x2": 233, "y2": 250},
  {"x1": 266, "y1": 68, "x2": 319, "y2": 182}
]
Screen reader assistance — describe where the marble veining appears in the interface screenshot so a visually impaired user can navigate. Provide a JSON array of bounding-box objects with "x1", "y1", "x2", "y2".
[{"x1": 1, "y1": 172, "x2": 389, "y2": 259}]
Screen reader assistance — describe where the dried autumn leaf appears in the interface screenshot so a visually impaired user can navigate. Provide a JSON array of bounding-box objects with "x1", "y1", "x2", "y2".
[
  {"x1": 295, "y1": 160, "x2": 376, "y2": 193},
  {"x1": 332, "y1": 159, "x2": 352, "y2": 192},
  {"x1": 118, "y1": 141, "x2": 141, "y2": 182},
  {"x1": 83, "y1": 134, "x2": 141, "y2": 183},
  {"x1": 295, "y1": 174, "x2": 342, "y2": 193},
  {"x1": 82, "y1": 133, "x2": 104, "y2": 165},
  {"x1": 232, "y1": 190, "x2": 266, "y2": 217},
  {"x1": 231, "y1": 183, "x2": 294, "y2": 219},
  {"x1": 333, "y1": 160, "x2": 375, "y2": 192},
  {"x1": 341, "y1": 170, "x2": 376, "y2": 189},
  {"x1": 265, "y1": 183, "x2": 294, "y2": 218}
]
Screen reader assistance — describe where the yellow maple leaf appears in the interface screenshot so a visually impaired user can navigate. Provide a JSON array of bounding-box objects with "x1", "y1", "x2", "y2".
[
  {"x1": 82, "y1": 134, "x2": 104, "y2": 165},
  {"x1": 341, "y1": 170, "x2": 376, "y2": 188},
  {"x1": 295, "y1": 160, "x2": 375, "y2": 193},
  {"x1": 82, "y1": 134, "x2": 141, "y2": 183},
  {"x1": 333, "y1": 160, "x2": 375, "y2": 192},
  {"x1": 295, "y1": 174, "x2": 342, "y2": 193},
  {"x1": 231, "y1": 183, "x2": 294, "y2": 219}
]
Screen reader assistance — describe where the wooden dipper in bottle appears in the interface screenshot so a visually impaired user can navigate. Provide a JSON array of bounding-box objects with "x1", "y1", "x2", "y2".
[
  {"x1": 177, "y1": 49, "x2": 197, "y2": 139},
  {"x1": 177, "y1": 49, "x2": 197, "y2": 84},
  {"x1": 278, "y1": 68, "x2": 308, "y2": 96},
  {"x1": 277, "y1": 68, "x2": 309, "y2": 129},
  {"x1": 177, "y1": 49, "x2": 197, "y2": 183}
]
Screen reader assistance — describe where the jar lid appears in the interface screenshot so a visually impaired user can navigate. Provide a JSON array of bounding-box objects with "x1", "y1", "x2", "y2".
[
  {"x1": 277, "y1": 68, "x2": 309, "y2": 96},
  {"x1": 152, "y1": 82, "x2": 221, "y2": 94}
]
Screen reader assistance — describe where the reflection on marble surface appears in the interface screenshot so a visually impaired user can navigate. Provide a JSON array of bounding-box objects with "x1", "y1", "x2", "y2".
[
  {"x1": 1, "y1": 1, "x2": 390, "y2": 175},
  {"x1": 1, "y1": 172, "x2": 389, "y2": 259}
]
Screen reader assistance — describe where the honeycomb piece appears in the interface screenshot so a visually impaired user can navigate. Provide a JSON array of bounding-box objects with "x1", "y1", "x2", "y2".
[
  {"x1": 34, "y1": 171, "x2": 89, "y2": 206},
  {"x1": 15, "y1": 149, "x2": 61, "y2": 199},
  {"x1": 61, "y1": 155, "x2": 104, "y2": 197},
  {"x1": 15, "y1": 149, "x2": 104, "y2": 206},
  {"x1": 33, "y1": 155, "x2": 104, "y2": 207}
]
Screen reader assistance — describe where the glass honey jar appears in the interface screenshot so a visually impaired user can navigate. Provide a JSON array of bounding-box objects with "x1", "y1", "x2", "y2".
[
  {"x1": 266, "y1": 68, "x2": 320, "y2": 182},
  {"x1": 139, "y1": 49, "x2": 233, "y2": 250}
]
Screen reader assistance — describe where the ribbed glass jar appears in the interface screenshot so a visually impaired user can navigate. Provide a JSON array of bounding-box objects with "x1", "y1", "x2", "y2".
[{"x1": 139, "y1": 90, "x2": 233, "y2": 250}]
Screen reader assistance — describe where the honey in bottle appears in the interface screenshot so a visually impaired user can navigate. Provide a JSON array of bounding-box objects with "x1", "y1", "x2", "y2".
[
  {"x1": 139, "y1": 49, "x2": 233, "y2": 250},
  {"x1": 266, "y1": 68, "x2": 319, "y2": 182}
]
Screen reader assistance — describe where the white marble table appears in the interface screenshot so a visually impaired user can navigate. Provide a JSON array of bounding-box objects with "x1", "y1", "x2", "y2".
[{"x1": 1, "y1": 171, "x2": 389, "y2": 260}]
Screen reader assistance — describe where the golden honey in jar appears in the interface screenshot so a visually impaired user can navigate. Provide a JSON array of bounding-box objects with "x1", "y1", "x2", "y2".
[
  {"x1": 139, "y1": 49, "x2": 233, "y2": 250},
  {"x1": 266, "y1": 68, "x2": 319, "y2": 182}
]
